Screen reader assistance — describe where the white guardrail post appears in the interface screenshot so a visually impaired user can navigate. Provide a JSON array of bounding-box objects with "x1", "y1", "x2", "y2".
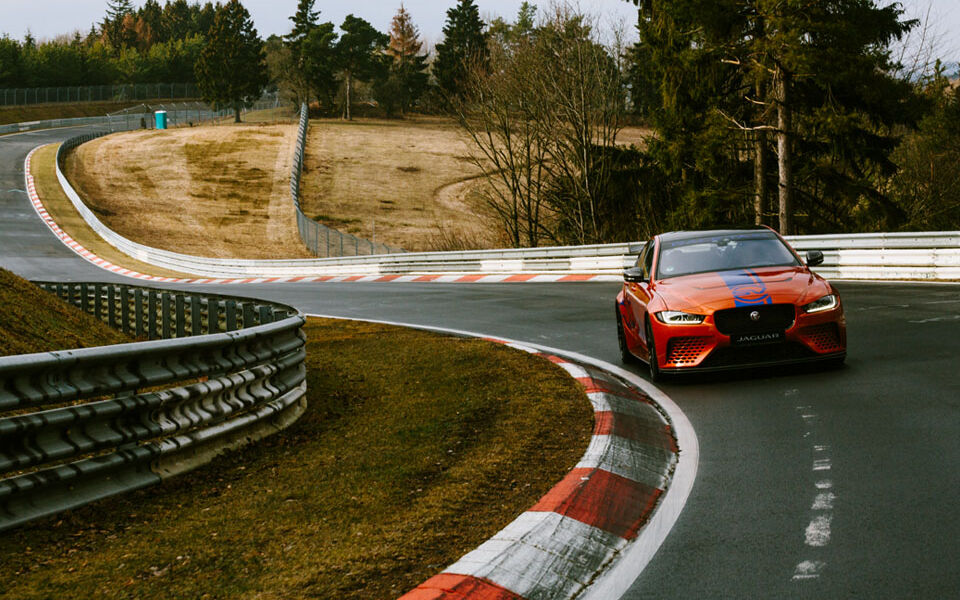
[{"x1": 0, "y1": 282, "x2": 307, "y2": 532}]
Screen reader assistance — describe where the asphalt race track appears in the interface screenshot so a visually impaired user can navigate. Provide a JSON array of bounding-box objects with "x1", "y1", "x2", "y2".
[{"x1": 2, "y1": 128, "x2": 958, "y2": 598}]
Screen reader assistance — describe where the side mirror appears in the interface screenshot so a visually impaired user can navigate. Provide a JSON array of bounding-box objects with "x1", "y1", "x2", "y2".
[
  {"x1": 805, "y1": 250, "x2": 825, "y2": 267},
  {"x1": 623, "y1": 267, "x2": 646, "y2": 283}
]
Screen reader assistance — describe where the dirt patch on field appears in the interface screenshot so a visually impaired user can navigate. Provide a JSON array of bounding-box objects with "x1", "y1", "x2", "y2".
[
  {"x1": 300, "y1": 116, "x2": 500, "y2": 251},
  {"x1": 64, "y1": 124, "x2": 313, "y2": 259}
]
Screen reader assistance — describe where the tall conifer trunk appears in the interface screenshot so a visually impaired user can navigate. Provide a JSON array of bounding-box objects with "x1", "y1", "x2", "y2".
[
  {"x1": 776, "y1": 68, "x2": 792, "y2": 235},
  {"x1": 754, "y1": 129, "x2": 767, "y2": 226}
]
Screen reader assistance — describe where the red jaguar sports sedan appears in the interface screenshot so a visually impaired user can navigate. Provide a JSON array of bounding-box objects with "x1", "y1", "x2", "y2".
[{"x1": 616, "y1": 228, "x2": 846, "y2": 380}]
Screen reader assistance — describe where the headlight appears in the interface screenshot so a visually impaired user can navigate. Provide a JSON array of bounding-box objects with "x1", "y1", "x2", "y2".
[
  {"x1": 656, "y1": 311, "x2": 706, "y2": 325},
  {"x1": 802, "y1": 294, "x2": 838, "y2": 313}
]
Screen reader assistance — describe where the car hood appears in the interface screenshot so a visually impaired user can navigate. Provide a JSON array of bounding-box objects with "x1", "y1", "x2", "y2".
[{"x1": 654, "y1": 266, "x2": 830, "y2": 313}]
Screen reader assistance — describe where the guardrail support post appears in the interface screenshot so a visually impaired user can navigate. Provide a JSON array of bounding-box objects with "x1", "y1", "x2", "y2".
[
  {"x1": 242, "y1": 303, "x2": 255, "y2": 329},
  {"x1": 206, "y1": 298, "x2": 218, "y2": 334},
  {"x1": 226, "y1": 301, "x2": 237, "y2": 332},
  {"x1": 191, "y1": 296, "x2": 202, "y2": 336},
  {"x1": 147, "y1": 291, "x2": 158, "y2": 339},
  {"x1": 175, "y1": 295, "x2": 186, "y2": 338},
  {"x1": 161, "y1": 293, "x2": 173, "y2": 338},
  {"x1": 136, "y1": 289, "x2": 146, "y2": 338},
  {"x1": 108, "y1": 285, "x2": 117, "y2": 329}
]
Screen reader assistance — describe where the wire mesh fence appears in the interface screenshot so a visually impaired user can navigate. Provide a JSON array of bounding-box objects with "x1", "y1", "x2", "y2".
[
  {"x1": 0, "y1": 83, "x2": 200, "y2": 106},
  {"x1": 290, "y1": 103, "x2": 404, "y2": 257},
  {"x1": 0, "y1": 93, "x2": 286, "y2": 135}
]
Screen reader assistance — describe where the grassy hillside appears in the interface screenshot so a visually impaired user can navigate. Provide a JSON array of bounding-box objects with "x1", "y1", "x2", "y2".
[{"x1": 0, "y1": 268, "x2": 133, "y2": 357}]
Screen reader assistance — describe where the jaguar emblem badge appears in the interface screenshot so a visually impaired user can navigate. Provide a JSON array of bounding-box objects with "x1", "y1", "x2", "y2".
[{"x1": 750, "y1": 310, "x2": 760, "y2": 322}]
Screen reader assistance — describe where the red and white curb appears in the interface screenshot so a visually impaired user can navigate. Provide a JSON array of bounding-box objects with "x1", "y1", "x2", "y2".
[
  {"x1": 24, "y1": 145, "x2": 619, "y2": 285},
  {"x1": 307, "y1": 315, "x2": 698, "y2": 600}
]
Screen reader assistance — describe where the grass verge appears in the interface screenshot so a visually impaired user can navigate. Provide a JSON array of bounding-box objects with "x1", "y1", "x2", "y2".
[
  {"x1": 0, "y1": 268, "x2": 133, "y2": 356},
  {"x1": 0, "y1": 317, "x2": 593, "y2": 599},
  {"x1": 30, "y1": 143, "x2": 198, "y2": 279}
]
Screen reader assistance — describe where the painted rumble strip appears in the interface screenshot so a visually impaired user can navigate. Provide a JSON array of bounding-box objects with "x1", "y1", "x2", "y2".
[
  {"x1": 23, "y1": 146, "x2": 617, "y2": 286},
  {"x1": 400, "y1": 347, "x2": 677, "y2": 600}
]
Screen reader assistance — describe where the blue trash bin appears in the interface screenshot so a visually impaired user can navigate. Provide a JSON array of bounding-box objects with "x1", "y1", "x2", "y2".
[{"x1": 155, "y1": 110, "x2": 167, "y2": 130}]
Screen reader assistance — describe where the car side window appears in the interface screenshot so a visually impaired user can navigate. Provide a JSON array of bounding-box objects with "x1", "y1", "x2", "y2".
[{"x1": 643, "y1": 241, "x2": 655, "y2": 280}]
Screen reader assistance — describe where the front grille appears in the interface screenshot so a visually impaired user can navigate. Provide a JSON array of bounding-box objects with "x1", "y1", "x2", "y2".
[
  {"x1": 800, "y1": 323, "x2": 843, "y2": 353},
  {"x1": 701, "y1": 342, "x2": 816, "y2": 368},
  {"x1": 714, "y1": 304, "x2": 796, "y2": 335},
  {"x1": 666, "y1": 336, "x2": 711, "y2": 365}
]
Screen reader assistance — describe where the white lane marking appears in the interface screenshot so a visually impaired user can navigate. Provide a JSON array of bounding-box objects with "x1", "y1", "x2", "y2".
[
  {"x1": 792, "y1": 560, "x2": 826, "y2": 580},
  {"x1": 305, "y1": 313, "x2": 699, "y2": 600},
  {"x1": 804, "y1": 515, "x2": 833, "y2": 547},
  {"x1": 815, "y1": 480, "x2": 833, "y2": 490},
  {"x1": 922, "y1": 299, "x2": 960, "y2": 304},
  {"x1": 813, "y1": 459, "x2": 831, "y2": 471},
  {"x1": 814, "y1": 444, "x2": 829, "y2": 452},
  {"x1": 909, "y1": 315, "x2": 960, "y2": 324},
  {"x1": 812, "y1": 492, "x2": 836, "y2": 510}
]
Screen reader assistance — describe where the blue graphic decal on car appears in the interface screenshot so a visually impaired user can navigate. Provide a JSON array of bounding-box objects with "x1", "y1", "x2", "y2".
[{"x1": 719, "y1": 270, "x2": 773, "y2": 307}]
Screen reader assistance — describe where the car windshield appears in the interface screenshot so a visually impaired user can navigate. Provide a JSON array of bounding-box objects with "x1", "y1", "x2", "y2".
[{"x1": 656, "y1": 232, "x2": 800, "y2": 279}]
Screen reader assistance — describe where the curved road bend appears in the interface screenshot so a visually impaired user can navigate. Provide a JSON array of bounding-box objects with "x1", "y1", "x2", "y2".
[{"x1": 2, "y1": 130, "x2": 958, "y2": 598}]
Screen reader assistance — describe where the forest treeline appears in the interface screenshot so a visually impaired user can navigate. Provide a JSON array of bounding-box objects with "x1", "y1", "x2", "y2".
[{"x1": 1, "y1": 0, "x2": 957, "y2": 242}]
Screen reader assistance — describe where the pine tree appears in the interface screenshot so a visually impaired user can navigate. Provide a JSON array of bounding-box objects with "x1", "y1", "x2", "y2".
[
  {"x1": 381, "y1": 4, "x2": 430, "y2": 115},
  {"x1": 434, "y1": 0, "x2": 489, "y2": 97},
  {"x1": 195, "y1": 0, "x2": 268, "y2": 123},
  {"x1": 283, "y1": 0, "x2": 322, "y2": 104},
  {"x1": 102, "y1": 0, "x2": 135, "y2": 51},
  {"x1": 335, "y1": 15, "x2": 388, "y2": 120},
  {"x1": 302, "y1": 22, "x2": 339, "y2": 109},
  {"x1": 286, "y1": 0, "x2": 320, "y2": 49}
]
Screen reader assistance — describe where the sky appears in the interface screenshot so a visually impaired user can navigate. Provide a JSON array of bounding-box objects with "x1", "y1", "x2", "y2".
[{"x1": 0, "y1": 0, "x2": 957, "y2": 63}]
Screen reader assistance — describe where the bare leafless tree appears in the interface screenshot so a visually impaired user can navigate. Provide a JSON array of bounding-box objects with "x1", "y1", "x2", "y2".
[{"x1": 453, "y1": 2, "x2": 628, "y2": 247}]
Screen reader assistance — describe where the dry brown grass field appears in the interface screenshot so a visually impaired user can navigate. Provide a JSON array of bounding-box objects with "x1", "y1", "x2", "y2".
[
  {"x1": 65, "y1": 123, "x2": 313, "y2": 260},
  {"x1": 300, "y1": 116, "x2": 500, "y2": 252},
  {"x1": 299, "y1": 118, "x2": 652, "y2": 252},
  {"x1": 61, "y1": 115, "x2": 652, "y2": 258}
]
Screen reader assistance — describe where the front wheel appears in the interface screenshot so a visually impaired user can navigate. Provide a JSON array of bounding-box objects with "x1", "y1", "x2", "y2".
[{"x1": 646, "y1": 320, "x2": 661, "y2": 382}]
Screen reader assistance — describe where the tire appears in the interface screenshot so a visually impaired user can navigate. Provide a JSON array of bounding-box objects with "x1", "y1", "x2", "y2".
[
  {"x1": 616, "y1": 305, "x2": 635, "y2": 364},
  {"x1": 646, "y1": 320, "x2": 662, "y2": 382}
]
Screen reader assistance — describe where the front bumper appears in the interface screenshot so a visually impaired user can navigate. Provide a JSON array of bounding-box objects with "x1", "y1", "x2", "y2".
[{"x1": 653, "y1": 305, "x2": 846, "y2": 372}]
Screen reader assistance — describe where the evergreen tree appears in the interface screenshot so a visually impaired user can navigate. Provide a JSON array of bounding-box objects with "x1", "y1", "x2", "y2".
[
  {"x1": 379, "y1": 4, "x2": 430, "y2": 115},
  {"x1": 302, "y1": 23, "x2": 339, "y2": 109},
  {"x1": 624, "y1": 0, "x2": 920, "y2": 234},
  {"x1": 0, "y1": 37, "x2": 24, "y2": 87},
  {"x1": 283, "y1": 0, "x2": 322, "y2": 104},
  {"x1": 434, "y1": 0, "x2": 489, "y2": 98},
  {"x1": 102, "y1": 0, "x2": 136, "y2": 51},
  {"x1": 335, "y1": 15, "x2": 388, "y2": 120},
  {"x1": 195, "y1": 0, "x2": 268, "y2": 123},
  {"x1": 135, "y1": 0, "x2": 165, "y2": 49},
  {"x1": 286, "y1": 0, "x2": 320, "y2": 50},
  {"x1": 164, "y1": 0, "x2": 194, "y2": 41}
]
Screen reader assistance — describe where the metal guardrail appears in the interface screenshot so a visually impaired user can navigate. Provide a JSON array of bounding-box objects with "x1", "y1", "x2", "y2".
[
  {"x1": 0, "y1": 281, "x2": 307, "y2": 532},
  {"x1": 291, "y1": 103, "x2": 404, "y2": 257}
]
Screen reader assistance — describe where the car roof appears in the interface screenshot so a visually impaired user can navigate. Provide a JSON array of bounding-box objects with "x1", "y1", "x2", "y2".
[{"x1": 657, "y1": 228, "x2": 774, "y2": 243}]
